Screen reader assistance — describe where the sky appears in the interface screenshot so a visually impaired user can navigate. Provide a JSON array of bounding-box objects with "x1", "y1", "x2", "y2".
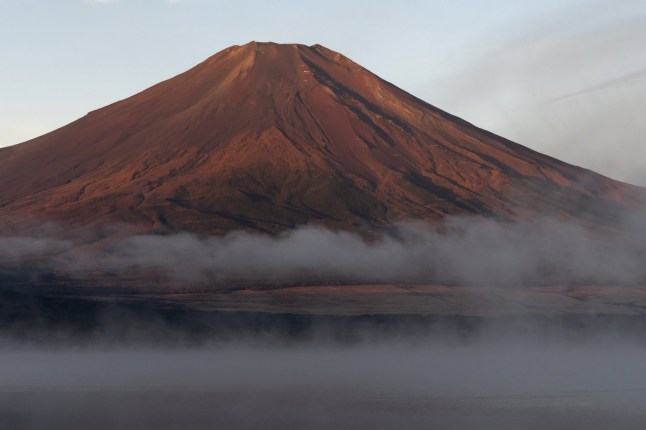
[{"x1": 1, "y1": 0, "x2": 645, "y2": 184}]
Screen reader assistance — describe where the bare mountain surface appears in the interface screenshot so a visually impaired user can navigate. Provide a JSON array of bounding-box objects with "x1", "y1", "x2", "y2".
[{"x1": 0, "y1": 42, "x2": 642, "y2": 234}]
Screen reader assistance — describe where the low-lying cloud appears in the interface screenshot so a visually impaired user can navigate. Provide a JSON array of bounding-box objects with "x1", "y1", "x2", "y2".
[{"x1": 1, "y1": 214, "x2": 646, "y2": 287}]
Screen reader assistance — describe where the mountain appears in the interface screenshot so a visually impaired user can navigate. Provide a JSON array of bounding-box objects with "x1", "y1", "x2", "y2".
[{"x1": 0, "y1": 42, "x2": 642, "y2": 234}]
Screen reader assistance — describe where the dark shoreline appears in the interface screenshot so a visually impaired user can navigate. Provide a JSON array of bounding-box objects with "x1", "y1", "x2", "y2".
[{"x1": 3, "y1": 286, "x2": 646, "y2": 345}]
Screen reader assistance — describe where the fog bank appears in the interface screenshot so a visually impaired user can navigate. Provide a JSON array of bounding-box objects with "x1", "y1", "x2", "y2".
[{"x1": 1, "y1": 215, "x2": 645, "y2": 287}]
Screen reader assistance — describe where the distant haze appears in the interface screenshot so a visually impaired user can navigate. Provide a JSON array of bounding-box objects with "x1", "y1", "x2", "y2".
[{"x1": 1, "y1": 0, "x2": 645, "y2": 184}]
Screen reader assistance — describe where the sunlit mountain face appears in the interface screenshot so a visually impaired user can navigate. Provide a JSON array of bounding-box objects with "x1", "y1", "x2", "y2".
[{"x1": 0, "y1": 42, "x2": 642, "y2": 238}]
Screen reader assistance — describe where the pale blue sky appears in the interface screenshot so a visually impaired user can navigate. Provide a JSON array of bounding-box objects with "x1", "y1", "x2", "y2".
[{"x1": 2, "y1": 0, "x2": 645, "y2": 183}]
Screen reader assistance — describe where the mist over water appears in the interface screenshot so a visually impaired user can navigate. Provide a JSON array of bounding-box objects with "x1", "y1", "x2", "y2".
[
  {"x1": 2, "y1": 214, "x2": 646, "y2": 429},
  {"x1": 2, "y1": 333, "x2": 646, "y2": 430}
]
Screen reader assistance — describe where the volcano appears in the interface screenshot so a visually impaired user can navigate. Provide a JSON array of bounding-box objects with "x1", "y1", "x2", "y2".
[{"x1": 0, "y1": 42, "x2": 642, "y2": 234}]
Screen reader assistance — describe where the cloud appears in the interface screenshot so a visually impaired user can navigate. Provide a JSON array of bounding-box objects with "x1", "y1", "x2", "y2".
[
  {"x1": 546, "y1": 68, "x2": 646, "y2": 104},
  {"x1": 3, "y1": 213, "x2": 646, "y2": 288},
  {"x1": 429, "y1": 2, "x2": 646, "y2": 186},
  {"x1": 102, "y1": 217, "x2": 644, "y2": 287}
]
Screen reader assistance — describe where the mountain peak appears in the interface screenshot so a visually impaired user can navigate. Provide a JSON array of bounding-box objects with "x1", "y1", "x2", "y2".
[
  {"x1": 0, "y1": 43, "x2": 642, "y2": 234},
  {"x1": 210, "y1": 41, "x2": 349, "y2": 70},
  {"x1": 220, "y1": 41, "x2": 311, "y2": 57}
]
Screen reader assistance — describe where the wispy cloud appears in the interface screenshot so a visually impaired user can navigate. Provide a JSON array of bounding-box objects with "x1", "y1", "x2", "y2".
[
  {"x1": 3, "y1": 213, "x2": 646, "y2": 287},
  {"x1": 546, "y1": 68, "x2": 646, "y2": 104},
  {"x1": 431, "y1": 3, "x2": 646, "y2": 186}
]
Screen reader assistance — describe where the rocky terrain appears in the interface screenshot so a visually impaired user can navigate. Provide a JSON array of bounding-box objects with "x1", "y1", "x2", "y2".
[{"x1": 0, "y1": 42, "x2": 642, "y2": 235}]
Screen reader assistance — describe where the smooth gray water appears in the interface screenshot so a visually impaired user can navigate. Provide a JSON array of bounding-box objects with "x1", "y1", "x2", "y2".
[{"x1": 1, "y1": 342, "x2": 646, "y2": 429}]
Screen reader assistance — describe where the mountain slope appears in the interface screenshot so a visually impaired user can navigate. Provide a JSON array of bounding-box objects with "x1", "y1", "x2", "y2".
[{"x1": 0, "y1": 42, "x2": 642, "y2": 234}]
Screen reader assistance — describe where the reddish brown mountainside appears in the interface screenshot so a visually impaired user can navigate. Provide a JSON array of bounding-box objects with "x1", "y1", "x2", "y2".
[{"x1": 0, "y1": 42, "x2": 642, "y2": 234}]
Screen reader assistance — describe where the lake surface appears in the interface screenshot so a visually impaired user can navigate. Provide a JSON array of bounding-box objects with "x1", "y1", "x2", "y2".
[{"x1": 2, "y1": 342, "x2": 646, "y2": 429}]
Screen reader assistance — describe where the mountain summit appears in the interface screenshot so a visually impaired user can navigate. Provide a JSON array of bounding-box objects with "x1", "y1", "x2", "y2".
[{"x1": 0, "y1": 42, "x2": 642, "y2": 233}]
